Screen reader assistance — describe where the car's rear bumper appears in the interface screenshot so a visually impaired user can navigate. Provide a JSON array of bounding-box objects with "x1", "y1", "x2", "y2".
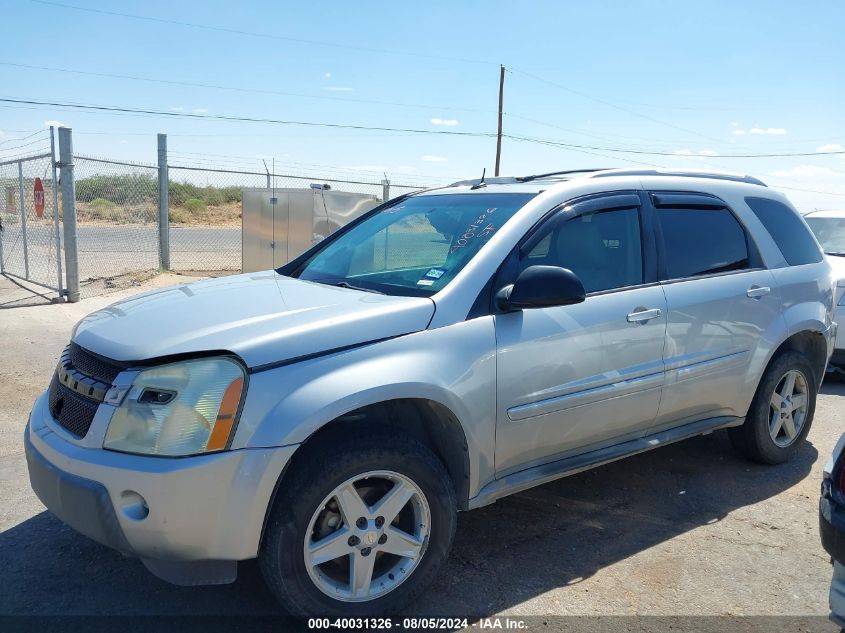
[
  {"x1": 820, "y1": 483, "x2": 845, "y2": 623},
  {"x1": 26, "y1": 391, "x2": 298, "y2": 584},
  {"x1": 820, "y1": 493, "x2": 845, "y2": 563}
]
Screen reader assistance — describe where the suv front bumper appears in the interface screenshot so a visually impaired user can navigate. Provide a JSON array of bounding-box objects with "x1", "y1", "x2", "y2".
[{"x1": 25, "y1": 391, "x2": 297, "y2": 584}]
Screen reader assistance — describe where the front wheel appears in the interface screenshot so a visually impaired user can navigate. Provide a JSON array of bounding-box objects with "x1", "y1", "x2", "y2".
[
  {"x1": 729, "y1": 350, "x2": 817, "y2": 464},
  {"x1": 259, "y1": 430, "x2": 457, "y2": 617}
]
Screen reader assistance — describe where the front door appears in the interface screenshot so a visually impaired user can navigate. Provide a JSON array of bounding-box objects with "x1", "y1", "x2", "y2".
[{"x1": 494, "y1": 193, "x2": 668, "y2": 476}]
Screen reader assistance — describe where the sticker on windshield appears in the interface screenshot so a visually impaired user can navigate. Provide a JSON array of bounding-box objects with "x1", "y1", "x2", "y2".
[
  {"x1": 424, "y1": 267, "x2": 447, "y2": 279},
  {"x1": 416, "y1": 279, "x2": 435, "y2": 286}
]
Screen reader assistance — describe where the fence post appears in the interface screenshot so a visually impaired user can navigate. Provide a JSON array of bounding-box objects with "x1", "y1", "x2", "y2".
[
  {"x1": 17, "y1": 161, "x2": 30, "y2": 279},
  {"x1": 157, "y1": 133, "x2": 170, "y2": 270},
  {"x1": 50, "y1": 126, "x2": 64, "y2": 300},
  {"x1": 58, "y1": 127, "x2": 80, "y2": 302},
  {"x1": 382, "y1": 178, "x2": 390, "y2": 202}
]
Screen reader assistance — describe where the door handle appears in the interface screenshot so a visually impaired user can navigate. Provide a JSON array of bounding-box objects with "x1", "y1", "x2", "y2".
[
  {"x1": 627, "y1": 308, "x2": 662, "y2": 324},
  {"x1": 746, "y1": 285, "x2": 771, "y2": 299}
]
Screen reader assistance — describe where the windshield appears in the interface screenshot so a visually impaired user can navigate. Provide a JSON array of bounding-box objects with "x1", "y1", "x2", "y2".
[
  {"x1": 805, "y1": 216, "x2": 845, "y2": 255},
  {"x1": 292, "y1": 192, "x2": 535, "y2": 296}
]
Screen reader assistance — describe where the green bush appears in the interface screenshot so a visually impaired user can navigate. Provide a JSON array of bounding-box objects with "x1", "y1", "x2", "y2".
[
  {"x1": 183, "y1": 198, "x2": 207, "y2": 213},
  {"x1": 89, "y1": 198, "x2": 117, "y2": 212},
  {"x1": 75, "y1": 173, "x2": 243, "y2": 207},
  {"x1": 76, "y1": 174, "x2": 157, "y2": 203}
]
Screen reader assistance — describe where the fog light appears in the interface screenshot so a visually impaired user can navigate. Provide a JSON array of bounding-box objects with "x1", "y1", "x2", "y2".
[{"x1": 120, "y1": 490, "x2": 149, "y2": 521}]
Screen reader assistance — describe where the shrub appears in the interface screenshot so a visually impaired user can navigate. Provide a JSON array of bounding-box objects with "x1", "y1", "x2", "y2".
[
  {"x1": 76, "y1": 173, "x2": 157, "y2": 203},
  {"x1": 184, "y1": 198, "x2": 207, "y2": 214},
  {"x1": 89, "y1": 198, "x2": 117, "y2": 213}
]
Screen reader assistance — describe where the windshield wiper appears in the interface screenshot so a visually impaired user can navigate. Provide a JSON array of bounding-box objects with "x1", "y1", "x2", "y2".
[
  {"x1": 333, "y1": 281, "x2": 385, "y2": 294},
  {"x1": 825, "y1": 251, "x2": 845, "y2": 257}
]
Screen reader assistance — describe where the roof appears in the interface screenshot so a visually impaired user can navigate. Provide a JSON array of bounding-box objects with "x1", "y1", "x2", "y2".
[{"x1": 434, "y1": 167, "x2": 768, "y2": 195}]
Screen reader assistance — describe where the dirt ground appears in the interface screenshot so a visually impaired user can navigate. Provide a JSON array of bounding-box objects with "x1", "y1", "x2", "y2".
[{"x1": 0, "y1": 274, "x2": 843, "y2": 629}]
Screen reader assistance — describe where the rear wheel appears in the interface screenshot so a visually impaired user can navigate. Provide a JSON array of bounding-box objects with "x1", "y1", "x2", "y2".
[
  {"x1": 259, "y1": 430, "x2": 456, "y2": 617},
  {"x1": 729, "y1": 351, "x2": 817, "y2": 464}
]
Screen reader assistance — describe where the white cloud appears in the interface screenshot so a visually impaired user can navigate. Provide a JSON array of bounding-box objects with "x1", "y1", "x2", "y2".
[
  {"x1": 323, "y1": 86, "x2": 353, "y2": 92},
  {"x1": 430, "y1": 118, "x2": 459, "y2": 126},
  {"x1": 192, "y1": 108, "x2": 208, "y2": 114},
  {"x1": 732, "y1": 129, "x2": 747, "y2": 135},
  {"x1": 169, "y1": 106, "x2": 184, "y2": 112},
  {"x1": 816, "y1": 143, "x2": 844, "y2": 153},
  {"x1": 421, "y1": 155, "x2": 448, "y2": 162},
  {"x1": 730, "y1": 122, "x2": 739, "y2": 127},
  {"x1": 324, "y1": 72, "x2": 332, "y2": 78},
  {"x1": 43, "y1": 119, "x2": 66, "y2": 128},
  {"x1": 749, "y1": 127, "x2": 787, "y2": 135},
  {"x1": 671, "y1": 148, "x2": 719, "y2": 160},
  {"x1": 769, "y1": 165, "x2": 840, "y2": 180}
]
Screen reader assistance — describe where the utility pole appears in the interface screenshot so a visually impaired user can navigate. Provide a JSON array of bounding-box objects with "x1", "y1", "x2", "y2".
[{"x1": 494, "y1": 64, "x2": 505, "y2": 177}]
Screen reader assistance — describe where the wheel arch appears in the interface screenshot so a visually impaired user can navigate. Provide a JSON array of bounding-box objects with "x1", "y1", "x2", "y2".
[
  {"x1": 258, "y1": 397, "x2": 472, "y2": 551},
  {"x1": 759, "y1": 329, "x2": 829, "y2": 392}
]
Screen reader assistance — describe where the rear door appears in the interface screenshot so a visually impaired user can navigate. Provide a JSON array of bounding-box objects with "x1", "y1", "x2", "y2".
[
  {"x1": 494, "y1": 192, "x2": 668, "y2": 475},
  {"x1": 647, "y1": 192, "x2": 781, "y2": 431}
]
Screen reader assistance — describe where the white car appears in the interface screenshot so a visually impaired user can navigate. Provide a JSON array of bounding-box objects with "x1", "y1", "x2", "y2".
[{"x1": 804, "y1": 210, "x2": 845, "y2": 373}]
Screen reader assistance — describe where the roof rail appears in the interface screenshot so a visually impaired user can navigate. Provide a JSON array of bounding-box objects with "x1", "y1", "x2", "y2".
[
  {"x1": 589, "y1": 169, "x2": 767, "y2": 187},
  {"x1": 514, "y1": 168, "x2": 613, "y2": 183},
  {"x1": 448, "y1": 168, "x2": 612, "y2": 188}
]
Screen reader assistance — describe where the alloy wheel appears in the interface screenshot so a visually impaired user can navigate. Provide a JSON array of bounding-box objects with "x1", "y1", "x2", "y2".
[
  {"x1": 303, "y1": 470, "x2": 431, "y2": 602},
  {"x1": 768, "y1": 369, "x2": 809, "y2": 448}
]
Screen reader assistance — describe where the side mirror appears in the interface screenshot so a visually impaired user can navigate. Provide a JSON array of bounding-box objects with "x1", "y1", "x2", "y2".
[{"x1": 496, "y1": 265, "x2": 586, "y2": 311}]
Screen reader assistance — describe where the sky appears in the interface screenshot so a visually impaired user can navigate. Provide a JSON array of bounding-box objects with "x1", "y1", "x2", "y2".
[{"x1": 1, "y1": 0, "x2": 843, "y2": 208}]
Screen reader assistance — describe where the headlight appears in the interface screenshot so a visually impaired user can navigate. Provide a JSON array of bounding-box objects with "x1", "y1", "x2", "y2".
[{"x1": 104, "y1": 357, "x2": 246, "y2": 456}]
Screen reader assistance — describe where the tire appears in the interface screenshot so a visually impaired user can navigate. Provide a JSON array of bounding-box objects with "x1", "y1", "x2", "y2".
[
  {"x1": 259, "y1": 428, "x2": 457, "y2": 618},
  {"x1": 728, "y1": 350, "x2": 817, "y2": 464}
]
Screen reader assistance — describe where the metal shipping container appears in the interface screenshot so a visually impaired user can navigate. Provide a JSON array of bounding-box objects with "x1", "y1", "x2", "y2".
[{"x1": 242, "y1": 187, "x2": 380, "y2": 272}]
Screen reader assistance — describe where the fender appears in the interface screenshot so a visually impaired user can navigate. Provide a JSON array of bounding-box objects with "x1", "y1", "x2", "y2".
[{"x1": 232, "y1": 317, "x2": 498, "y2": 499}]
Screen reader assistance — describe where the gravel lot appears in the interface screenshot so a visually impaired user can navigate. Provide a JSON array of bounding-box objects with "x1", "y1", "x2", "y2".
[{"x1": 0, "y1": 274, "x2": 842, "y2": 629}]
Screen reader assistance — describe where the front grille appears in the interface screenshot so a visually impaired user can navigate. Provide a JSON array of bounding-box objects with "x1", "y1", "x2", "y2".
[
  {"x1": 48, "y1": 343, "x2": 125, "y2": 438},
  {"x1": 48, "y1": 373, "x2": 101, "y2": 438},
  {"x1": 68, "y1": 342, "x2": 123, "y2": 384}
]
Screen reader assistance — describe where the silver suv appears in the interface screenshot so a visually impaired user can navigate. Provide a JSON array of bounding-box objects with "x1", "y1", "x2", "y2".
[{"x1": 25, "y1": 168, "x2": 838, "y2": 616}]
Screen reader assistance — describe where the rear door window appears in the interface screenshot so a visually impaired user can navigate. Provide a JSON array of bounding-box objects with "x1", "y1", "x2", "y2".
[{"x1": 657, "y1": 207, "x2": 750, "y2": 279}]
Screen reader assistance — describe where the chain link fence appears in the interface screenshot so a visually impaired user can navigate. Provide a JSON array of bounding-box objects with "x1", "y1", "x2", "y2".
[
  {"x1": 73, "y1": 156, "x2": 160, "y2": 298},
  {"x1": 0, "y1": 153, "x2": 62, "y2": 297},
  {"x1": 1, "y1": 129, "x2": 436, "y2": 302},
  {"x1": 165, "y1": 163, "x2": 425, "y2": 272}
]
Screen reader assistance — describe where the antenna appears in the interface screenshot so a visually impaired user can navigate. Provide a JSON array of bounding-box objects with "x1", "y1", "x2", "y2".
[{"x1": 470, "y1": 167, "x2": 487, "y2": 190}]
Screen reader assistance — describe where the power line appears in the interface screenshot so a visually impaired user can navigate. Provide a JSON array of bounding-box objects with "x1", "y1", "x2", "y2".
[
  {"x1": 0, "y1": 96, "x2": 499, "y2": 138},
  {"x1": 4, "y1": 60, "x2": 769, "y2": 151},
  {"x1": 0, "y1": 61, "x2": 494, "y2": 115},
  {"x1": 506, "y1": 133, "x2": 845, "y2": 158},
  {"x1": 31, "y1": 0, "x2": 492, "y2": 66},
  {"x1": 4, "y1": 96, "x2": 843, "y2": 159},
  {"x1": 509, "y1": 67, "x2": 726, "y2": 145}
]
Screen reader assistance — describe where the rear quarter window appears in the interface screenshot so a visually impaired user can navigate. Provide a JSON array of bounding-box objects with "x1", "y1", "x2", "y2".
[{"x1": 745, "y1": 197, "x2": 823, "y2": 266}]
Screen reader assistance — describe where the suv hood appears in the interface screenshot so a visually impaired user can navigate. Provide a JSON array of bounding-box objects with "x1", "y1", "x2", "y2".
[{"x1": 72, "y1": 272, "x2": 435, "y2": 369}]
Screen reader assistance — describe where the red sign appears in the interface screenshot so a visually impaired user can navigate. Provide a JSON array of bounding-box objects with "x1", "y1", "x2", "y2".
[{"x1": 34, "y1": 178, "x2": 45, "y2": 218}]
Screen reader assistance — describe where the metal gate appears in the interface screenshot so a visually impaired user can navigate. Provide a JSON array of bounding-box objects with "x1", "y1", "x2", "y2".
[{"x1": 0, "y1": 133, "x2": 63, "y2": 299}]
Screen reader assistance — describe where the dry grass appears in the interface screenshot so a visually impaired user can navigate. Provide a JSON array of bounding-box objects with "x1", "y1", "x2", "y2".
[{"x1": 73, "y1": 201, "x2": 242, "y2": 226}]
